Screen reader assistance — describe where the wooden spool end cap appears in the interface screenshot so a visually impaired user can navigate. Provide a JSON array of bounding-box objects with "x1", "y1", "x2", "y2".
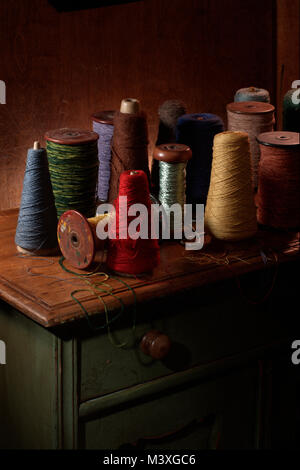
[
  {"x1": 227, "y1": 101, "x2": 275, "y2": 114},
  {"x1": 120, "y1": 98, "x2": 140, "y2": 114},
  {"x1": 153, "y1": 143, "x2": 192, "y2": 163},
  {"x1": 57, "y1": 210, "x2": 98, "y2": 270},
  {"x1": 257, "y1": 131, "x2": 300, "y2": 148},
  {"x1": 91, "y1": 110, "x2": 115, "y2": 125},
  {"x1": 45, "y1": 128, "x2": 99, "y2": 145},
  {"x1": 16, "y1": 245, "x2": 59, "y2": 256}
]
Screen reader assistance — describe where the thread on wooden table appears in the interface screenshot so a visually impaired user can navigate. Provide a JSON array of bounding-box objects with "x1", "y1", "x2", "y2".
[
  {"x1": 227, "y1": 101, "x2": 275, "y2": 188},
  {"x1": 283, "y1": 85, "x2": 300, "y2": 133},
  {"x1": 107, "y1": 170, "x2": 160, "y2": 275},
  {"x1": 92, "y1": 111, "x2": 115, "y2": 202},
  {"x1": 151, "y1": 100, "x2": 187, "y2": 196},
  {"x1": 108, "y1": 99, "x2": 150, "y2": 203},
  {"x1": 205, "y1": 131, "x2": 257, "y2": 241},
  {"x1": 46, "y1": 132, "x2": 98, "y2": 218},
  {"x1": 257, "y1": 131, "x2": 300, "y2": 229},
  {"x1": 234, "y1": 86, "x2": 270, "y2": 103},
  {"x1": 15, "y1": 142, "x2": 58, "y2": 255},
  {"x1": 176, "y1": 113, "x2": 224, "y2": 206}
]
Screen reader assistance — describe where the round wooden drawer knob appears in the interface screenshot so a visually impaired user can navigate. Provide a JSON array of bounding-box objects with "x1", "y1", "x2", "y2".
[{"x1": 140, "y1": 330, "x2": 171, "y2": 360}]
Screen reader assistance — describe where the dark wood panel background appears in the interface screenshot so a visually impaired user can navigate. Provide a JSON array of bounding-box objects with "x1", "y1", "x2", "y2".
[{"x1": 0, "y1": 0, "x2": 285, "y2": 210}]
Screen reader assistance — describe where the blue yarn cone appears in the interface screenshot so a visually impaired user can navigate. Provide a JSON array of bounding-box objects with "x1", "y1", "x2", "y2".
[
  {"x1": 15, "y1": 145, "x2": 58, "y2": 253},
  {"x1": 176, "y1": 113, "x2": 224, "y2": 206}
]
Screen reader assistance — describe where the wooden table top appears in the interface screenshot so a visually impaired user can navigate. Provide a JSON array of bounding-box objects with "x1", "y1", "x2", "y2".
[{"x1": 0, "y1": 209, "x2": 299, "y2": 328}]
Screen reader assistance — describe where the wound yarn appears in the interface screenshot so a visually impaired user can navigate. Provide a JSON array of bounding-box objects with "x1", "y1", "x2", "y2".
[
  {"x1": 92, "y1": 111, "x2": 115, "y2": 202},
  {"x1": 45, "y1": 128, "x2": 99, "y2": 219},
  {"x1": 227, "y1": 101, "x2": 275, "y2": 188},
  {"x1": 106, "y1": 170, "x2": 160, "y2": 275},
  {"x1": 257, "y1": 131, "x2": 300, "y2": 229},
  {"x1": 205, "y1": 131, "x2": 257, "y2": 241},
  {"x1": 108, "y1": 110, "x2": 150, "y2": 203},
  {"x1": 234, "y1": 86, "x2": 270, "y2": 103},
  {"x1": 283, "y1": 86, "x2": 300, "y2": 133},
  {"x1": 176, "y1": 113, "x2": 224, "y2": 206},
  {"x1": 15, "y1": 144, "x2": 58, "y2": 253}
]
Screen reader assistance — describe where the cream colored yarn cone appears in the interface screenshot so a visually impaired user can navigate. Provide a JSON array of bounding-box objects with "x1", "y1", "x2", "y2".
[{"x1": 205, "y1": 131, "x2": 257, "y2": 240}]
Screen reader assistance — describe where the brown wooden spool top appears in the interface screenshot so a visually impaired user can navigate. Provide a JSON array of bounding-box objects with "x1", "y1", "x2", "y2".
[
  {"x1": 227, "y1": 101, "x2": 275, "y2": 115},
  {"x1": 57, "y1": 210, "x2": 96, "y2": 269},
  {"x1": 153, "y1": 143, "x2": 192, "y2": 163},
  {"x1": 45, "y1": 128, "x2": 99, "y2": 145},
  {"x1": 257, "y1": 131, "x2": 300, "y2": 148},
  {"x1": 91, "y1": 110, "x2": 115, "y2": 125}
]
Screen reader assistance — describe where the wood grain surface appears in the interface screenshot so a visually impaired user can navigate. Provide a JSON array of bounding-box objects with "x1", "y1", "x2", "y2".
[
  {"x1": 0, "y1": 0, "x2": 276, "y2": 210},
  {"x1": 0, "y1": 209, "x2": 298, "y2": 328}
]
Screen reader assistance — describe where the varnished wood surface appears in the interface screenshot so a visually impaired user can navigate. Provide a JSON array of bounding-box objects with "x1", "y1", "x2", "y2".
[
  {"x1": 0, "y1": 0, "x2": 275, "y2": 210},
  {"x1": 0, "y1": 209, "x2": 298, "y2": 328}
]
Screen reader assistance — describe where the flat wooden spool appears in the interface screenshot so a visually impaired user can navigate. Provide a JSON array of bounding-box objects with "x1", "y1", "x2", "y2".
[
  {"x1": 45, "y1": 128, "x2": 99, "y2": 145},
  {"x1": 257, "y1": 131, "x2": 300, "y2": 148},
  {"x1": 153, "y1": 143, "x2": 192, "y2": 163},
  {"x1": 227, "y1": 101, "x2": 275, "y2": 115},
  {"x1": 57, "y1": 210, "x2": 98, "y2": 269},
  {"x1": 91, "y1": 110, "x2": 115, "y2": 125}
]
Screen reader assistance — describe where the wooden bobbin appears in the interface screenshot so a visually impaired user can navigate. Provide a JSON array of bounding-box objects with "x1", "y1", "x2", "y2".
[
  {"x1": 153, "y1": 143, "x2": 192, "y2": 163},
  {"x1": 257, "y1": 131, "x2": 300, "y2": 148},
  {"x1": 120, "y1": 98, "x2": 140, "y2": 114},
  {"x1": 227, "y1": 101, "x2": 275, "y2": 116},
  {"x1": 57, "y1": 210, "x2": 110, "y2": 269},
  {"x1": 16, "y1": 141, "x2": 59, "y2": 257},
  {"x1": 91, "y1": 110, "x2": 115, "y2": 126},
  {"x1": 45, "y1": 128, "x2": 99, "y2": 145}
]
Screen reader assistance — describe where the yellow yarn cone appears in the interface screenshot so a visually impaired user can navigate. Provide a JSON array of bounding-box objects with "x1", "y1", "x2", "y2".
[{"x1": 205, "y1": 131, "x2": 257, "y2": 240}]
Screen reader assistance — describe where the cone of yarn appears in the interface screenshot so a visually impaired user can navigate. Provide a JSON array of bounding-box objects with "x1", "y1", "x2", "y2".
[
  {"x1": 227, "y1": 101, "x2": 275, "y2": 188},
  {"x1": 108, "y1": 98, "x2": 150, "y2": 203},
  {"x1": 257, "y1": 131, "x2": 300, "y2": 229},
  {"x1": 176, "y1": 113, "x2": 224, "y2": 206},
  {"x1": 234, "y1": 86, "x2": 270, "y2": 103},
  {"x1": 92, "y1": 110, "x2": 115, "y2": 202},
  {"x1": 283, "y1": 86, "x2": 300, "y2": 133},
  {"x1": 106, "y1": 170, "x2": 160, "y2": 275},
  {"x1": 152, "y1": 99, "x2": 187, "y2": 196},
  {"x1": 205, "y1": 131, "x2": 257, "y2": 241},
  {"x1": 15, "y1": 142, "x2": 58, "y2": 255}
]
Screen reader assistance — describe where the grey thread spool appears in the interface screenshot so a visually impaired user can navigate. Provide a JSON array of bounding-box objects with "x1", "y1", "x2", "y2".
[
  {"x1": 234, "y1": 86, "x2": 270, "y2": 103},
  {"x1": 153, "y1": 143, "x2": 192, "y2": 236},
  {"x1": 15, "y1": 141, "x2": 58, "y2": 255}
]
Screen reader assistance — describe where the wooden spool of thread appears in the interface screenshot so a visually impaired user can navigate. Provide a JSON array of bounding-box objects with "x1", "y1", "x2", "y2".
[
  {"x1": 234, "y1": 86, "x2": 270, "y2": 103},
  {"x1": 257, "y1": 131, "x2": 300, "y2": 229},
  {"x1": 57, "y1": 210, "x2": 110, "y2": 269},
  {"x1": 92, "y1": 110, "x2": 115, "y2": 203},
  {"x1": 152, "y1": 100, "x2": 187, "y2": 196},
  {"x1": 108, "y1": 98, "x2": 150, "y2": 203},
  {"x1": 107, "y1": 169, "x2": 160, "y2": 276},
  {"x1": 205, "y1": 131, "x2": 257, "y2": 241},
  {"x1": 15, "y1": 141, "x2": 58, "y2": 256},
  {"x1": 153, "y1": 143, "x2": 192, "y2": 235},
  {"x1": 283, "y1": 84, "x2": 300, "y2": 133},
  {"x1": 227, "y1": 101, "x2": 275, "y2": 188},
  {"x1": 45, "y1": 128, "x2": 99, "y2": 218}
]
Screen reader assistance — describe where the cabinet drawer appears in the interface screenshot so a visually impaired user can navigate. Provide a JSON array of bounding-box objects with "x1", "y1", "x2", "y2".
[
  {"x1": 80, "y1": 365, "x2": 259, "y2": 449},
  {"x1": 80, "y1": 279, "x2": 285, "y2": 402}
]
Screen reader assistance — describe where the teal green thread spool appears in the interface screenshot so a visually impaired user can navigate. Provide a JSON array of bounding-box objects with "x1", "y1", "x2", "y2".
[
  {"x1": 283, "y1": 84, "x2": 300, "y2": 133},
  {"x1": 45, "y1": 128, "x2": 99, "y2": 218}
]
